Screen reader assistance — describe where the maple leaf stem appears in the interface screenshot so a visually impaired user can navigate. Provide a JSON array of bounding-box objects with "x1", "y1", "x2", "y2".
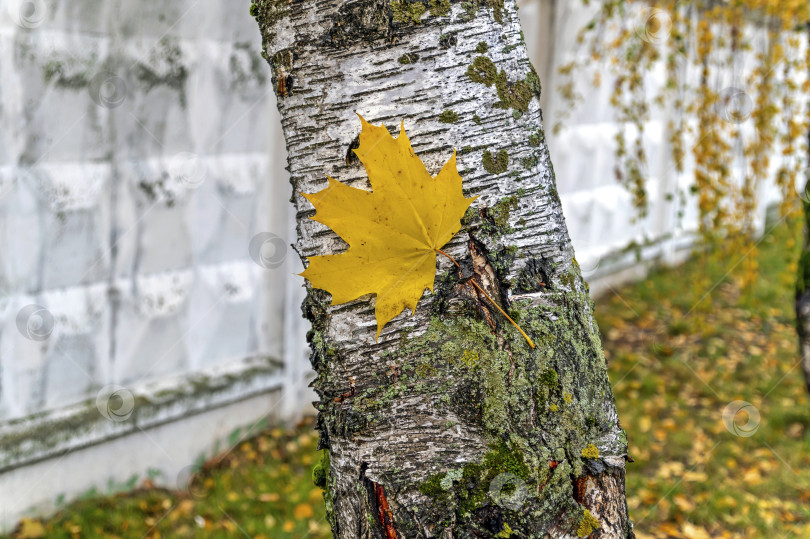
[{"x1": 435, "y1": 249, "x2": 536, "y2": 349}]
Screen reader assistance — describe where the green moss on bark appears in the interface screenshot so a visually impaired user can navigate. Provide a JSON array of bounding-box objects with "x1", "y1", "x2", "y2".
[
  {"x1": 577, "y1": 509, "x2": 600, "y2": 537},
  {"x1": 398, "y1": 52, "x2": 419, "y2": 64},
  {"x1": 521, "y1": 154, "x2": 538, "y2": 170},
  {"x1": 483, "y1": 149, "x2": 509, "y2": 174},
  {"x1": 429, "y1": 0, "x2": 451, "y2": 16},
  {"x1": 581, "y1": 444, "x2": 599, "y2": 459},
  {"x1": 467, "y1": 56, "x2": 499, "y2": 85},
  {"x1": 391, "y1": 0, "x2": 426, "y2": 24},
  {"x1": 541, "y1": 368, "x2": 558, "y2": 388},
  {"x1": 312, "y1": 449, "x2": 330, "y2": 487},
  {"x1": 466, "y1": 56, "x2": 534, "y2": 112},
  {"x1": 485, "y1": 0, "x2": 505, "y2": 23},
  {"x1": 528, "y1": 131, "x2": 544, "y2": 147},
  {"x1": 495, "y1": 523, "x2": 514, "y2": 537},
  {"x1": 490, "y1": 196, "x2": 518, "y2": 229},
  {"x1": 418, "y1": 440, "x2": 531, "y2": 512},
  {"x1": 439, "y1": 110, "x2": 459, "y2": 123}
]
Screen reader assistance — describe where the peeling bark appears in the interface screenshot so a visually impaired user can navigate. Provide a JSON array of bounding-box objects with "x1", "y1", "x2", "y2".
[{"x1": 253, "y1": 0, "x2": 632, "y2": 537}]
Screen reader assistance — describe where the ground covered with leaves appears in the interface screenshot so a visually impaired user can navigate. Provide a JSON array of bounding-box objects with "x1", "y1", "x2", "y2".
[
  {"x1": 4, "y1": 425, "x2": 331, "y2": 539},
  {"x1": 5, "y1": 217, "x2": 810, "y2": 538},
  {"x1": 598, "y1": 216, "x2": 810, "y2": 538}
]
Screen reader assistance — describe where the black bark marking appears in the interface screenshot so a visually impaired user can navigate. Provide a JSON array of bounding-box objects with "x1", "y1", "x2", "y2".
[
  {"x1": 346, "y1": 134, "x2": 361, "y2": 165},
  {"x1": 514, "y1": 256, "x2": 551, "y2": 294}
]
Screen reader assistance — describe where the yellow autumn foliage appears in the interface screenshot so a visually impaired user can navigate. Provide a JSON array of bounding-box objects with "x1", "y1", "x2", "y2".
[{"x1": 561, "y1": 0, "x2": 810, "y2": 287}]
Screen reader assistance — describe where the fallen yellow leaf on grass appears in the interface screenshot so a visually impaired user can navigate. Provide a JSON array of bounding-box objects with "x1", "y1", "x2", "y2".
[
  {"x1": 683, "y1": 470, "x2": 708, "y2": 482},
  {"x1": 293, "y1": 502, "x2": 314, "y2": 519},
  {"x1": 674, "y1": 494, "x2": 695, "y2": 512},
  {"x1": 177, "y1": 499, "x2": 194, "y2": 517},
  {"x1": 301, "y1": 115, "x2": 475, "y2": 338},
  {"x1": 638, "y1": 416, "x2": 651, "y2": 433},
  {"x1": 743, "y1": 467, "x2": 762, "y2": 485},
  {"x1": 682, "y1": 522, "x2": 711, "y2": 539},
  {"x1": 657, "y1": 522, "x2": 680, "y2": 535},
  {"x1": 16, "y1": 518, "x2": 45, "y2": 539}
]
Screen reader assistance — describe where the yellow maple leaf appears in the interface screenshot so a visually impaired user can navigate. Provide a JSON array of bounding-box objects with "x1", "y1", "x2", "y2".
[{"x1": 300, "y1": 115, "x2": 475, "y2": 337}]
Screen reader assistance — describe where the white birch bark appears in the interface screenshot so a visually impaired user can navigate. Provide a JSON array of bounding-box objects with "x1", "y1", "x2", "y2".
[{"x1": 253, "y1": 1, "x2": 633, "y2": 537}]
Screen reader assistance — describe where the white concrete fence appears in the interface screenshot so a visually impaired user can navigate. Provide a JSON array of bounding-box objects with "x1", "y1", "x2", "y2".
[{"x1": 0, "y1": 0, "x2": 795, "y2": 529}]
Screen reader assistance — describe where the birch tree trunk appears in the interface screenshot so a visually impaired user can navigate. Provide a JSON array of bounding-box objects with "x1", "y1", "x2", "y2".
[
  {"x1": 796, "y1": 178, "x2": 810, "y2": 395},
  {"x1": 252, "y1": 1, "x2": 633, "y2": 537}
]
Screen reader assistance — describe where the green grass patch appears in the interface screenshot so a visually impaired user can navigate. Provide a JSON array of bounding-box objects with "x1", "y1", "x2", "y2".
[{"x1": 3, "y1": 421, "x2": 330, "y2": 538}]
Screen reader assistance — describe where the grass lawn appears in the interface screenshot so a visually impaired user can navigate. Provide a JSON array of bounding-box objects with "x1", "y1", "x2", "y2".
[
  {"x1": 4, "y1": 424, "x2": 332, "y2": 539},
  {"x1": 5, "y1": 216, "x2": 810, "y2": 538}
]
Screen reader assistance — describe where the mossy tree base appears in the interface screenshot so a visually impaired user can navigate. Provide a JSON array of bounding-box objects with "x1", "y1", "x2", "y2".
[{"x1": 253, "y1": 0, "x2": 632, "y2": 536}]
